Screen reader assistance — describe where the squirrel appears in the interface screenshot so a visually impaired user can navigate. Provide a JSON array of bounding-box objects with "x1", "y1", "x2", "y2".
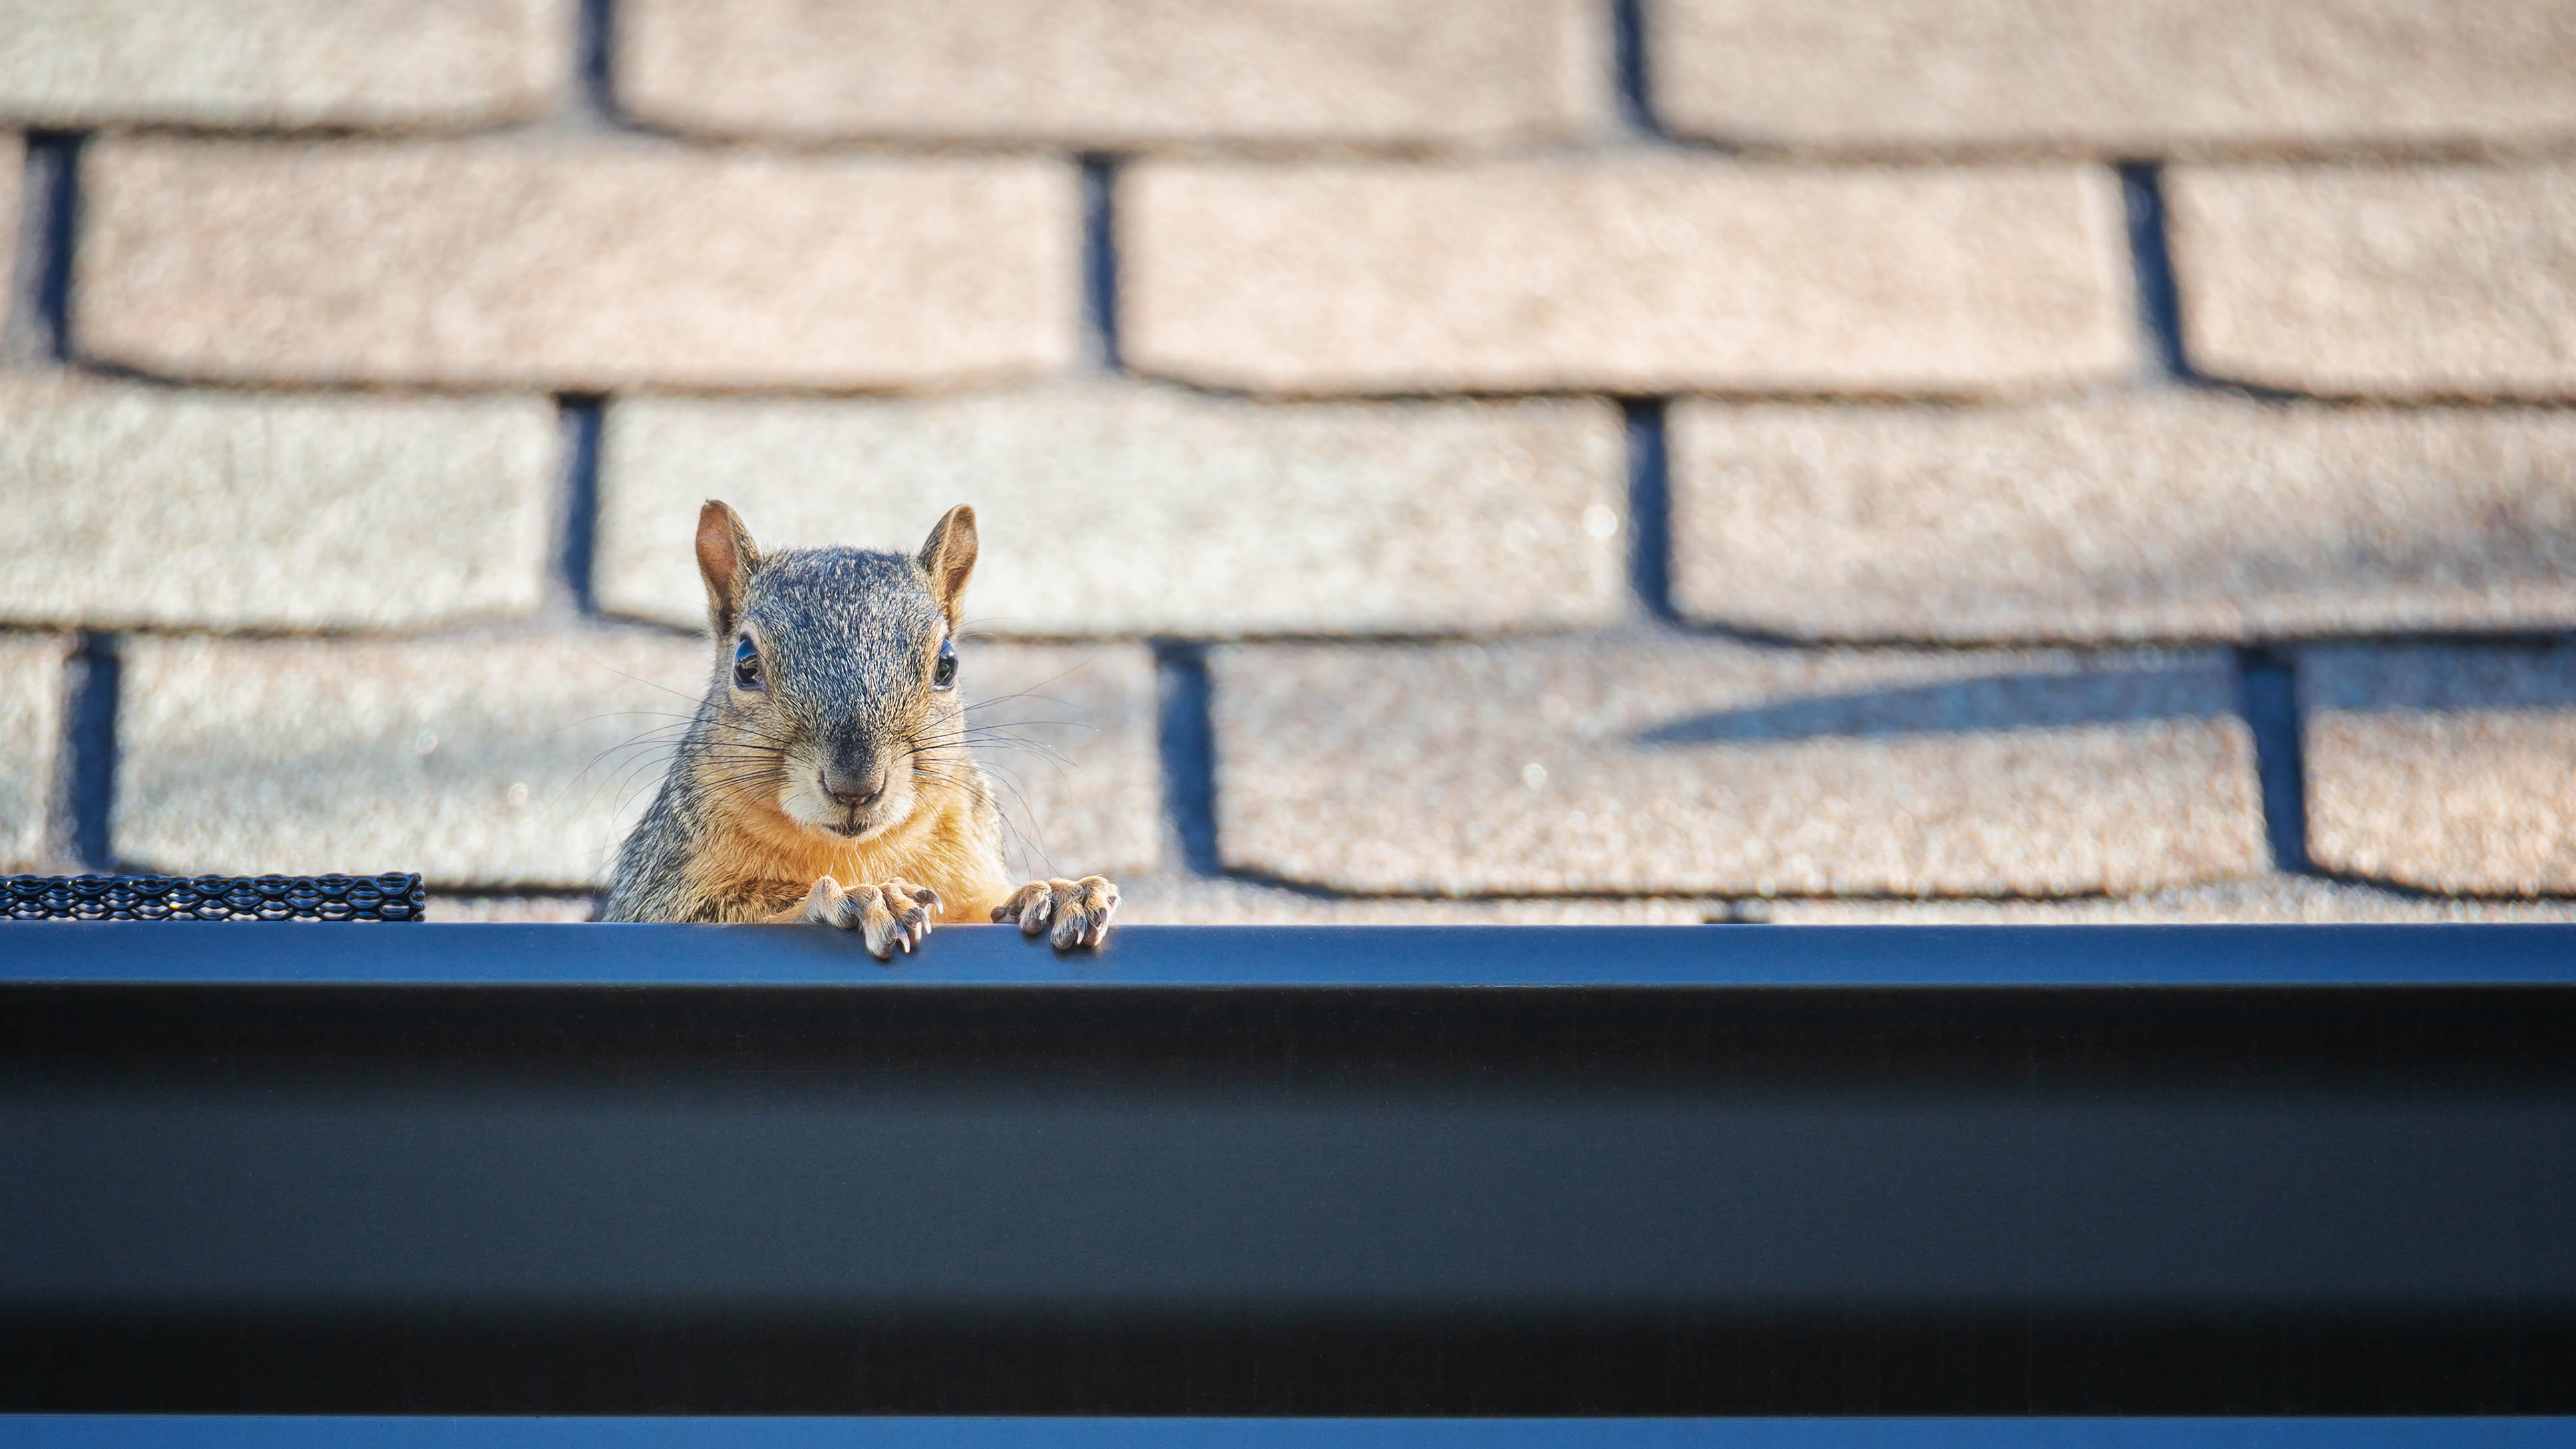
[{"x1": 600, "y1": 500, "x2": 1119, "y2": 959}]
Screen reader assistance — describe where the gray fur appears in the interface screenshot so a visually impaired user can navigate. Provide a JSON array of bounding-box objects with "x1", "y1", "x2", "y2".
[{"x1": 601, "y1": 544, "x2": 995, "y2": 923}]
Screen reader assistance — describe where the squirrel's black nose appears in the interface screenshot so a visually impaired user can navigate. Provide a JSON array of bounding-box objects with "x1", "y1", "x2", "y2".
[
  {"x1": 829, "y1": 737, "x2": 901, "y2": 804},
  {"x1": 820, "y1": 759, "x2": 887, "y2": 810}
]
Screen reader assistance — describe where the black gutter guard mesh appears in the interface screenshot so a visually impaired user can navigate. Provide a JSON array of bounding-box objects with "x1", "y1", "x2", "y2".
[{"x1": 1, "y1": 873, "x2": 424, "y2": 921}]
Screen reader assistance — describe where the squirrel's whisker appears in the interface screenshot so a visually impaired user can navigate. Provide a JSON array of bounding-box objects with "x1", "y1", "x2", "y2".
[
  {"x1": 957, "y1": 734, "x2": 1082, "y2": 766},
  {"x1": 583, "y1": 660, "x2": 718, "y2": 708},
  {"x1": 962, "y1": 665, "x2": 1095, "y2": 713}
]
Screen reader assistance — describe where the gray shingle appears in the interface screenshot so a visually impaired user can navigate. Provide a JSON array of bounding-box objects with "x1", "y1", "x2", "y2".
[
  {"x1": 2302, "y1": 643, "x2": 2576, "y2": 894},
  {"x1": 619, "y1": 0, "x2": 1607, "y2": 148},
  {"x1": 0, "y1": 633, "x2": 66, "y2": 871},
  {"x1": 1209, "y1": 632, "x2": 2265, "y2": 897},
  {"x1": 1124, "y1": 159, "x2": 2136, "y2": 396},
  {"x1": 0, "y1": 0, "x2": 569, "y2": 129},
  {"x1": 116, "y1": 631, "x2": 707, "y2": 887},
  {"x1": 0, "y1": 132, "x2": 19, "y2": 312},
  {"x1": 1655, "y1": 0, "x2": 2576, "y2": 154},
  {"x1": 1670, "y1": 394, "x2": 2576, "y2": 643},
  {"x1": 597, "y1": 385, "x2": 1626, "y2": 638},
  {"x1": 0, "y1": 376, "x2": 554, "y2": 631},
  {"x1": 113, "y1": 632, "x2": 1159, "y2": 889},
  {"x1": 2170, "y1": 162, "x2": 2576, "y2": 399},
  {"x1": 75, "y1": 138, "x2": 1080, "y2": 390},
  {"x1": 965, "y1": 643, "x2": 1166, "y2": 883}
]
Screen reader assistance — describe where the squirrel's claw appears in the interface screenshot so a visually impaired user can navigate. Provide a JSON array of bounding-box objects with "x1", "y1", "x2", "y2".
[
  {"x1": 882, "y1": 880, "x2": 940, "y2": 954},
  {"x1": 802, "y1": 876, "x2": 941, "y2": 963},
  {"x1": 993, "y1": 876, "x2": 1119, "y2": 951},
  {"x1": 800, "y1": 877, "x2": 858, "y2": 929}
]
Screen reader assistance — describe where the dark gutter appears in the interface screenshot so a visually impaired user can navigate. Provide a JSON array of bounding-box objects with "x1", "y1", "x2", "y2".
[{"x1": 5, "y1": 924, "x2": 2573, "y2": 1414}]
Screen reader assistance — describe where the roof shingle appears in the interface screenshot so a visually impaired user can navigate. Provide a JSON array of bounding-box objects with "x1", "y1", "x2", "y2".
[
  {"x1": 1654, "y1": 0, "x2": 2576, "y2": 154},
  {"x1": 75, "y1": 138, "x2": 1080, "y2": 391},
  {"x1": 0, "y1": 132, "x2": 19, "y2": 318},
  {"x1": 2302, "y1": 642, "x2": 2576, "y2": 894},
  {"x1": 2170, "y1": 162, "x2": 2576, "y2": 399},
  {"x1": 598, "y1": 385, "x2": 1627, "y2": 638},
  {"x1": 1123, "y1": 159, "x2": 2138, "y2": 396},
  {"x1": 0, "y1": 376, "x2": 555, "y2": 631},
  {"x1": 1210, "y1": 633, "x2": 2266, "y2": 897},
  {"x1": 618, "y1": 0, "x2": 1608, "y2": 149},
  {"x1": 112, "y1": 633, "x2": 1162, "y2": 890},
  {"x1": 0, "y1": 633, "x2": 66, "y2": 872},
  {"x1": 1670, "y1": 394, "x2": 2576, "y2": 643},
  {"x1": 0, "y1": 0, "x2": 569, "y2": 130}
]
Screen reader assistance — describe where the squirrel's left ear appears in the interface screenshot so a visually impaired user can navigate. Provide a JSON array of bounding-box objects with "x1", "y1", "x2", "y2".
[
  {"x1": 696, "y1": 500, "x2": 761, "y2": 639},
  {"x1": 917, "y1": 504, "x2": 977, "y2": 626}
]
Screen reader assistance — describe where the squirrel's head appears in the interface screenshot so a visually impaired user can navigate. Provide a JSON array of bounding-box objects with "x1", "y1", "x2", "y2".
[{"x1": 691, "y1": 498, "x2": 979, "y2": 846}]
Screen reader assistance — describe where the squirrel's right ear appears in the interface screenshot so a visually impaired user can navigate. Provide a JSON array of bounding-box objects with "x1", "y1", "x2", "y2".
[
  {"x1": 917, "y1": 504, "x2": 977, "y2": 627},
  {"x1": 695, "y1": 500, "x2": 760, "y2": 639}
]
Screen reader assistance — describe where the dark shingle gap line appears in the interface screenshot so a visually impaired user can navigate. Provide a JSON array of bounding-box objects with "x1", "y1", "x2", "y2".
[
  {"x1": 1610, "y1": 0, "x2": 1663, "y2": 138},
  {"x1": 2236, "y1": 647, "x2": 2315, "y2": 876},
  {"x1": 51, "y1": 632, "x2": 121, "y2": 873},
  {"x1": 1151, "y1": 640, "x2": 1222, "y2": 876},
  {"x1": 2117, "y1": 161, "x2": 2194, "y2": 383},
  {"x1": 1080, "y1": 154, "x2": 1122, "y2": 371},
  {"x1": 575, "y1": 0, "x2": 620, "y2": 124},
  {"x1": 1621, "y1": 398, "x2": 1679, "y2": 622},
  {"x1": 553, "y1": 395, "x2": 606, "y2": 617},
  {"x1": 422, "y1": 886, "x2": 599, "y2": 903},
  {"x1": 5, "y1": 131, "x2": 80, "y2": 364}
]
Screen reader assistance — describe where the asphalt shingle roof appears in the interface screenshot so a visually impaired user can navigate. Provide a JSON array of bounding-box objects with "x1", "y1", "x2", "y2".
[{"x1": 5, "y1": 0, "x2": 2571, "y2": 926}]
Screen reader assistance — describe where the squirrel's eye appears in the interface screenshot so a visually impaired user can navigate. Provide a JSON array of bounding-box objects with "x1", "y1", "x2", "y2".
[
  {"x1": 732, "y1": 636, "x2": 763, "y2": 690},
  {"x1": 931, "y1": 638, "x2": 959, "y2": 690}
]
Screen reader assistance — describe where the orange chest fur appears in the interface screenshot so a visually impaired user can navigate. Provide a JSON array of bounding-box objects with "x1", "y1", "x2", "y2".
[{"x1": 688, "y1": 790, "x2": 1003, "y2": 921}]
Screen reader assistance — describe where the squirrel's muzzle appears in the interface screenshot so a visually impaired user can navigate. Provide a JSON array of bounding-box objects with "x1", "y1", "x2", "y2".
[{"x1": 819, "y1": 750, "x2": 889, "y2": 810}]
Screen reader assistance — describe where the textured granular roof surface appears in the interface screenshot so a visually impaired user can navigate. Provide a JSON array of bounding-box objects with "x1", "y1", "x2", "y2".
[{"x1": 4, "y1": 0, "x2": 2569, "y2": 928}]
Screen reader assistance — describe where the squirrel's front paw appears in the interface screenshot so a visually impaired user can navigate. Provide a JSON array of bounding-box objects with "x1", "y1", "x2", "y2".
[
  {"x1": 802, "y1": 876, "x2": 941, "y2": 961},
  {"x1": 993, "y1": 876, "x2": 1119, "y2": 950}
]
